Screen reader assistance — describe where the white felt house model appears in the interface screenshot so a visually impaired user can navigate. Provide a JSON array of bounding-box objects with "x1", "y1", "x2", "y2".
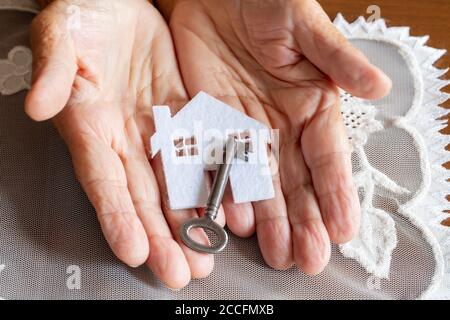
[{"x1": 150, "y1": 92, "x2": 275, "y2": 210}]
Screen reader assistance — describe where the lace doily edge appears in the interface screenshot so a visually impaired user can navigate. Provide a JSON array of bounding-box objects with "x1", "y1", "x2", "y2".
[{"x1": 335, "y1": 13, "x2": 450, "y2": 300}]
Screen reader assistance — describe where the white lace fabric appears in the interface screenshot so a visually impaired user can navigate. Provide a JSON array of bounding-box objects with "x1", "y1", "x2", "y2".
[
  {"x1": 0, "y1": 2, "x2": 448, "y2": 299},
  {"x1": 334, "y1": 14, "x2": 450, "y2": 298}
]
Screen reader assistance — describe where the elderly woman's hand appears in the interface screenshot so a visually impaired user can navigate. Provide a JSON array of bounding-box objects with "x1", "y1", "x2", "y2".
[
  {"x1": 25, "y1": 0, "x2": 221, "y2": 289},
  {"x1": 158, "y1": 0, "x2": 392, "y2": 275}
]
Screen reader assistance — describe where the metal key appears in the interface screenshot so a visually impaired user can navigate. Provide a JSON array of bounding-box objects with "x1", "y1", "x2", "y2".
[{"x1": 180, "y1": 137, "x2": 237, "y2": 254}]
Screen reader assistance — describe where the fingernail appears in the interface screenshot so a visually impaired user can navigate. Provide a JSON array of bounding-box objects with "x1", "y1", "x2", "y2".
[
  {"x1": 127, "y1": 263, "x2": 140, "y2": 268},
  {"x1": 165, "y1": 285, "x2": 182, "y2": 292}
]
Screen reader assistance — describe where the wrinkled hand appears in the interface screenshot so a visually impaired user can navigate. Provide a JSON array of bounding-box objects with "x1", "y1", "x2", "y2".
[
  {"x1": 26, "y1": 0, "x2": 222, "y2": 289},
  {"x1": 161, "y1": 0, "x2": 392, "y2": 274}
]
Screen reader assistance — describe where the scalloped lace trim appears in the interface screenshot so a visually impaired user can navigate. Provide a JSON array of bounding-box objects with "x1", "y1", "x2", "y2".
[{"x1": 335, "y1": 14, "x2": 450, "y2": 299}]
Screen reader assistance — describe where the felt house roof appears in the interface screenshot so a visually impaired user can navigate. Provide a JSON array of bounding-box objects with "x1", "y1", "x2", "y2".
[{"x1": 150, "y1": 91, "x2": 270, "y2": 157}]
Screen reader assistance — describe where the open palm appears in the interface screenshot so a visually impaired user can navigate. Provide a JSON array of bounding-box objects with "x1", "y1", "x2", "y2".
[
  {"x1": 25, "y1": 0, "x2": 221, "y2": 289},
  {"x1": 166, "y1": 0, "x2": 392, "y2": 274}
]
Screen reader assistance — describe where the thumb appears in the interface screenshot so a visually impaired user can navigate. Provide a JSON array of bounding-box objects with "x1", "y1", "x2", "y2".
[
  {"x1": 293, "y1": 0, "x2": 392, "y2": 100},
  {"x1": 25, "y1": 11, "x2": 77, "y2": 121}
]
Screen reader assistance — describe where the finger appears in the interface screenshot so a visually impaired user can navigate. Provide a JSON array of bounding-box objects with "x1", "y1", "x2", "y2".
[
  {"x1": 25, "y1": 11, "x2": 77, "y2": 121},
  {"x1": 301, "y1": 88, "x2": 361, "y2": 244},
  {"x1": 117, "y1": 112, "x2": 192, "y2": 288},
  {"x1": 293, "y1": 0, "x2": 392, "y2": 99},
  {"x1": 122, "y1": 151, "x2": 192, "y2": 289},
  {"x1": 253, "y1": 166, "x2": 294, "y2": 270},
  {"x1": 65, "y1": 132, "x2": 149, "y2": 268},
  {"x1": 133, "y1": 110, "x2": 217, "y2": 283},
  {"x1": 279, "y1": 142, "x2": 331, "y2": 275},
  {"x1": 152, "y1": 155, "x2": 216, "y2": 280},
  {"x1": 222, "y1": 186, "x2": 255, "y2": 238}
]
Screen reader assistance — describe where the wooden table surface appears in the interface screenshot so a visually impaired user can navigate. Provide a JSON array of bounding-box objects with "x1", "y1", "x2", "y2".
[{"x1": 319, "y1": 0, "x2": 450, "y2": 225}]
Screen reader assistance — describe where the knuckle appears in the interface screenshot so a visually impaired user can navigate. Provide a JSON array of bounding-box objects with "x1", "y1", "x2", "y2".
[
  {"x1": 330, "y1": 220, "x2": 358, "y2": 244},
  {"x1": 98, "y1": 211, "x2": 137, "y2": 248}
]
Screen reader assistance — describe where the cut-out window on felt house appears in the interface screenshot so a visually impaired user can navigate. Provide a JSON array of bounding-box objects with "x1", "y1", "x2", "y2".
[
  {"x1": 228, "y1": 130, "x2": 253, "y2": 162},
  {"x1": 173, "y1": 136, "x2": 199, "y2": 157}
]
